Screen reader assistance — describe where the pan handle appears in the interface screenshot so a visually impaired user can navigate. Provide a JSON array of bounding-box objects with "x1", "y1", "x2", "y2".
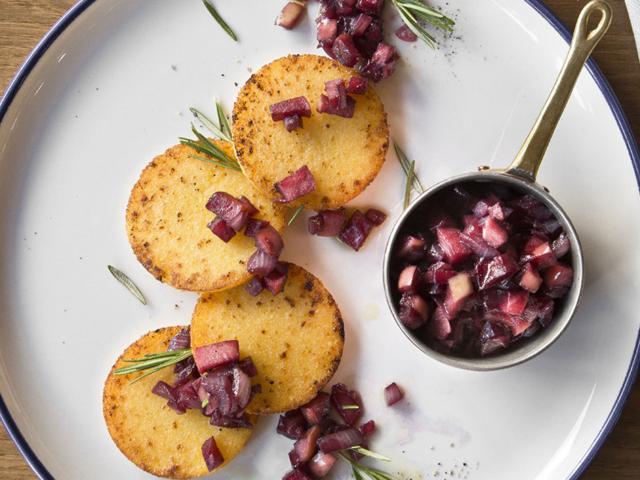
[{"x1": 504, "y1": 0, "x2": 612, "y2": 182}]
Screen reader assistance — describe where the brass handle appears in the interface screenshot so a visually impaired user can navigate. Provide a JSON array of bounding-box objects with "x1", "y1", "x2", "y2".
[{"x1": 505, "y1": 0, "x2": 612, "y2": 181}]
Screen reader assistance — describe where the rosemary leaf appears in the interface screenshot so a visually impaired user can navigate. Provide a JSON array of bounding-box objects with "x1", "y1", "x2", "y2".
[
  {"x1": 189, "y1": 154, "x2": 242, "y2": 171},
  {"x1": 201, "y1": 0, "x2": 238, "y2": 41},
  {"x1": 403, "y1": 159, "x2": 416, "y2": 210},
  {"x1": 393, "y1": 142, "x2": 424, "y2": 193},
  {"x1": 350, "y1": 446, "x2": 392, "y2": 462},
  {"x1": 391, "y1": 0, "x2": 455, "y2": 48},
  {"x1": 287, "y1": 205, "x2": 304, "y2": 226},
  {"x1": 108, "y1": 265, "x2": 147, "y2": 305},
  {"x1": 339, "y1": 453, "x2": 398, "y2": 480},
  {"x1": 341, "y1": 404, "x2": 361, "y2": 410},
  {"x1": 190, "y1": 107, "x2": 231, "y2": 142},
  {"x1": 114, "y1": 348, "x2": 193, "y2": 384},
  {"x1": 215, "y1": 100, "x2": 233, "y2": 140}
]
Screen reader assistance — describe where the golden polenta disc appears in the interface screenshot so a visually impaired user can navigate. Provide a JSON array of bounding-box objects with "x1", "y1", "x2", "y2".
[
  {"x1": 103, "y1": 326, "x2": 255, "y2": 479},
  {"x1": 191, "y1": 264, "x2": 344, "y2": 414},
  {"x1": 126, "y1": 141, "x2": 286, "y2": 292},
  {"x1": 232, "y1": 54, "x2": 389, "y2": 210}
]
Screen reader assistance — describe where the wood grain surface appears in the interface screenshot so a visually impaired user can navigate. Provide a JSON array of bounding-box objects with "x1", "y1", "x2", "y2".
[{"x1": 1, "y1": 0, "x2": 639, "y2": 479}]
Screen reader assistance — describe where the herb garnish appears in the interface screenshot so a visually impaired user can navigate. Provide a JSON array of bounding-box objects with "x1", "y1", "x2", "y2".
[
  {"x1": 201, "y1": 0, "x2": 238, "y2": 41},
  {"x1": 114, "y1": 348, "x2": 193, "y2": 384},
  {"x1": 340, "y1": 452, "x2": 398, "y2": 480},
  {"x1": 394, "y1": 142, "x2": 424, "y2": 194},
  {"x1": 180, "y1": 101, "x2": 241, "y2": 171},
  {"x1": 287, "y1": 205, "x2": 305, "y2": 226},
  {"x1": 108, "y1": 265, "x2": 147, "y2": 305},
  {"x1": 341, "y1": 404, "x2": 361, "y2": 410},
  {"x1": 403, "y1": 158, "x2": 416, "y2": 210},
  {"x1": 390, "y1": 0, "x2": 455, "y2": 48}
]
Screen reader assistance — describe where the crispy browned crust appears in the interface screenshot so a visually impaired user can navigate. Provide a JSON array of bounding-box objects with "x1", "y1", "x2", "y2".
[
  {"x1": 191, "y1": 264, "x2": 345, "y2": 414},
  {"x1": 103, "y1": 327, "x2": 255, "y2": 479},
  {"x1": 232, "y1": 54, "x2": 389, "y2": 210},
  {"x1": 126, "y1": 142, "x2": 286, "y2": 292}
]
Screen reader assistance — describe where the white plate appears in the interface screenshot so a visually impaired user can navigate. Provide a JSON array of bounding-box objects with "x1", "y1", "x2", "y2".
[{"x1": 1, "y1": 1, "x2": 639, "y2": 479}]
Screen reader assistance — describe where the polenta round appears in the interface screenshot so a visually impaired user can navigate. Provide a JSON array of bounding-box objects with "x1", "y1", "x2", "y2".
[
  {"x1": 232, "y1": 54, "x2": 389, "y2": 210},
  {"x1": 191, "y1": 264, "x2": 344, "y2": 414},
  {"x1": 103, "y1": 327, "x2": 254, "y2": 479},
  {"x1": 126, "y1": 141, "x2": 286, "y2": 292}
]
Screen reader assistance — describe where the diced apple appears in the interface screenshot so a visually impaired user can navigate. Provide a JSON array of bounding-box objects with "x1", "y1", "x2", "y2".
[
  {"x1": 397, "y1": 265, "x2": 419, "y2": 292},
  {"x1": 482, "y1": 217, "x2": 508, "y2": 248},
  {"x1": 519, "y1": 263, "x2": 543, "y2": 293}
]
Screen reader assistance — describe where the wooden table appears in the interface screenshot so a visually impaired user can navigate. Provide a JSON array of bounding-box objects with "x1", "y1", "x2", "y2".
[{"x1": 1, "y1": 0, "x2": 639, "y2": 478}]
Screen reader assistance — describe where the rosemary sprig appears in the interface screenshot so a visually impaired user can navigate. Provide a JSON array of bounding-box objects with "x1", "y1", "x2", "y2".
[
  {"x1": 403, "y1": 159, "x2": 415, "y2": 210},
  {"x1": 350, "y1": 446, "x2": 391, "y2": 462},
  {"x1": 108, "y1": 265, "x2": 147, "y2": 305},
  {"x1": 215, "y1": 100, "x2": 233, "y2": 140},
  {"x1": 190, "y1": 106, "x2": 231, "y2": 142},
  {"x1": 393, "y1": 142, "x2": 424, "y2": 194},
  {"x1": 287, "y1": 205, "x2": 305, "y2": 226},
  {"x1": 201, "y1": 0, "x2": 238, "y2": 41},
  {"x1": 114, "y1": 348, "x2": 193, "y2": 384},
  {"x1": 390, "y1": 0, "x2": 455, "y2": 48},
  {"x1": 340, "y1": 453, "x2": 398, "y2": 480},
  {"x1": 180, "y1": 125, "x2": 241, "y2": 171}
]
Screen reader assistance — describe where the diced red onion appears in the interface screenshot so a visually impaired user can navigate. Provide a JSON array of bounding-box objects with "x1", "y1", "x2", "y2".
[
  {"x1": 331, "y1": 383, "x2": 363, "y2": 426},
  {"x1": 424, "y1": 261, "x2": 456, "y2": 284},
  {"x1": 308, "y1": 451, "x2": 337, "y2": 478},
  {"x1": 300, "y1": 392, "x2": 331, "y2": 425},
  {"x1": 275, "y1": 165, "x2": 317, "y2": 203},
  {"x1": 277, "y1": 410, "x2": 307, "y2": 440},
  {"x1": 276, "y1": 2, "x2": 306, "y2": 30},
  {"x1": 476, "y1": 253, "x2": 518, "y2": 290},
  {"x1": 202, "y1": 437, "x2": 224, "y2": 472},
  {"x1": 245, "y1": 277, "x2": 264, "y2": 296},
  {"x1": 247, "y1": 249, "x2": 278, "y2": 277},
  {"x1": 332, "y1": 33, "x2": 361, "y2": 67},
  {"x1": 169, "y1": 327, "x2": 191, "y2": 351},
  {"x1": 318, "y1": 428, "x2": 363, "y2": 453},
  {"x1": 339, "y1": 210, "x2": 373, "y2": 251},
  {"x1": 238, "y1": 357, "x2": 258, "y2": 377},
  {"x1": 308, "y1": 209, "x2": 348, "y2": 236},
  {"x1": 365, "y1": 208, "x2": 386, "y2": 225},
  {"x1": 346, "y1": 76, "x2": 368, "y2": 96},
  {"x1": 209, "y1": 411, "x2": 252, "y2": 429},
  {"x1": 356, "y1": 0, "x2": 383, "y2": 14},
  {"x1": 284, "y1": 115, "x2": 302, "y2": 132},
  {"x1": 294, "y1": 425, "x2": 321, "y2": 463},
  {"x1": 437, "y1": 227, "x2": 472, "y2": 265},
  {"x1": 263, "y1": 263, "x2": 288, "y2": 295},
  {"x1": 231, "y1": 366, "x2": 252, "y2": 410},
  {"x1": 384, "y1": 382, "x2": 404, "y2": 406},
  {"x1": 193, "y1": 340, "x2": 240, "y2": 374},
  {"x1": 398, "y1": 292, "x2": 429, "y2": 329},
  {"x1": 206, "y1": 192, "x2": 254, "y2": 231},
  {"x1": 270, "y1": 96, "x2": 312, "y2": 121},
  {"x1": 254, "y1": 224, "x2": 284, "y2": 257},
  {"x1": 552, "y1": 232, "x2": 571, "y2": 259},
  {"x1": 397, "y1": 234, "x2": 426, "y2": 262},
  {"x1": 245, "y1": 218, "x2": 268, "y2": 238},
  {"x1": 499, "y1": 290, "x2": 529, "y2": 316},
  {"x1": 283, "y1": 468, "x2": 314, "y2": 480},
  {"x1": 359, "y1": 420, "x2": 376, "y2": 437},
  {"x1": 208, "y1": 217, "x2": 236, "y2": 242},
  {"x1": 350, "y1": 13, "x2": 373, "y2": 36},
  {"x1": 395, "y1": 24, "x2": 417, "y2": 42},
  {"x1": 317, "y1": 18, "x2": 338, "y2": 43}
]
